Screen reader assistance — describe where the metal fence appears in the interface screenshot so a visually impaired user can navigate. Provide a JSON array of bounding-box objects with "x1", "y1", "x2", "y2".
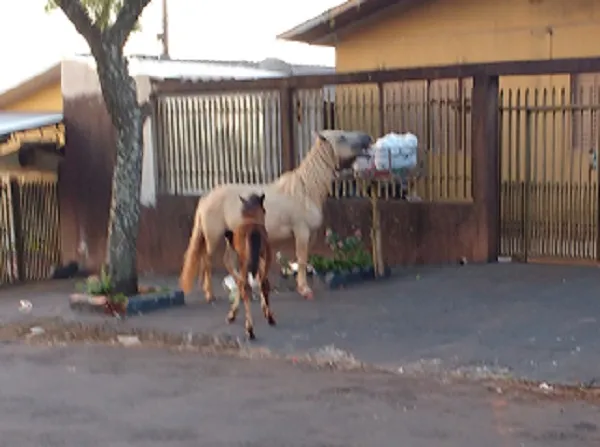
[
  {"x1": 155, "y1": 91, "x2": 282, "y2": 196},
  {"x1": 154, "y1": 79, "x2": 473, "y2": 202},
  {"x1": 500, "y1": 86, "x2": 600, "y2": 261},
  {"x1": 0, "y1": 173, "x2": 61, "y2": 285}
]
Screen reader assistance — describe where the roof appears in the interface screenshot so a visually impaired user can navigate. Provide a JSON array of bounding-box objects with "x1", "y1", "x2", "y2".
[
  {"x1": 71, "y1": 55, "x2": 334, "y2": 82},
  {"x1": 0, "y1": 56, "x2": 334, "y2": 105},
  {"x1": 0, "y1": 112, "x2": 63, "y2": 138},
  {"x1": 277, "y1": 0, "x2": 426, "y2": 46},
  {"x1": 0, "y1": 63, "x2": 61, "y2": 109}
]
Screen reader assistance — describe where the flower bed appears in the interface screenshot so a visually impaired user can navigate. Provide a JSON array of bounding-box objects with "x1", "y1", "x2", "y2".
[
  {"x1": 69, "y1": 270, "x2": 184, "y2": 317},
  {"x1": 278, "y1": 228, "x2": 391, "y2": 290}
]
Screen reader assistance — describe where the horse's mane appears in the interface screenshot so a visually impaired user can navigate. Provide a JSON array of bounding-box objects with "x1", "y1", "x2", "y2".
[{"x1": 271, "y1": 137, "x2": 337, "y2": 208}]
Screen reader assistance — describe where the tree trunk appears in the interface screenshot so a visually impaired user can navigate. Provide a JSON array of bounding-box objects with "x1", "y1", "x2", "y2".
[
  {"x1": 98, "y1": 56, "x2": 145, "y2": 296},
  {"x1": 105, "y1": 112, "x2": 143, "y2": 295},
  {"x1": 54, "y1": 0, "x2": 154, "y2": 296}
]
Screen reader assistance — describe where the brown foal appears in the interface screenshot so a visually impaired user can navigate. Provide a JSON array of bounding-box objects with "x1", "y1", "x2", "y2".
[{"x1": 223, "y1": 193, "x2": 275, "y2": 340}]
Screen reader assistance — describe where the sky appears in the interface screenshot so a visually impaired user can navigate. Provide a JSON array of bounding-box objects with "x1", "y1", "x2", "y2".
[{"x1": 0, "y1": 0, "x2": 342, "y2": 93}]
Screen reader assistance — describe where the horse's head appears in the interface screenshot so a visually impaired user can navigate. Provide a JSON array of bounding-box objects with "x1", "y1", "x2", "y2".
[
  {"x1": 239, "y1": 193, "x2": 266, "y2": 221},
  {"x1": 314, "y1": 129, "x2": 373, "y2": 170}
]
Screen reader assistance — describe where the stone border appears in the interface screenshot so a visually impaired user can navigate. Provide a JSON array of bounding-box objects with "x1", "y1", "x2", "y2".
[
  {"x1": 321, "y1": 266, "x2": 392, "y2": 289},
  {"x1": 69, "y1": 289, "x2": 185, "y2": 317}
]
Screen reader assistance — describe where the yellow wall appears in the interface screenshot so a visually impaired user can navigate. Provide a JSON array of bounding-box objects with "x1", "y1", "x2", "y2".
[
  {"x1": 2, "y1": 82, "x2": 62, "y2": 112},
  {"x1": 331, "y1": 0, "x2": 600, "y2": 203},
  {"x1": 336, "y1": 0, "x2": 600, "y2": 71}
]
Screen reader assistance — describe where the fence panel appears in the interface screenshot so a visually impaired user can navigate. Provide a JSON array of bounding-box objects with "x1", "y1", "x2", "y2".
[
  {"x1": 155, "y1": 91, "x2": 282, "y2": 195},
  {"x1": 291, "y1": 80, "x2": 473, "y2": 202},
  {"x1": 0, "y1": 174, "x2": 61, "y2": 284},
  {"x1": 0, "y1": 176, "x2": 18, "y2": 285},
  {"x1": 500, "y1": 86, "x2": 599, "y2": 261},
  {"x1": 14, "y1": 175, "x2": 62, "y2": 281}
]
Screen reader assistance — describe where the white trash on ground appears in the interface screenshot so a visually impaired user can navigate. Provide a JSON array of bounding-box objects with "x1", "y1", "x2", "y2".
[
  {"x1": 18, "y1": 300, "x2": 33, "y2": 313},
  {"x1": 117, "y1": 335, "x2": 141, "y2": 346},
  {"x1": 222, "y1": 273, "x2": 261, "y2": 302}
]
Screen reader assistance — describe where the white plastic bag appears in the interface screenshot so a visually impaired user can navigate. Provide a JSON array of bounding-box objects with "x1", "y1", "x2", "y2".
[
  {"x1": 222, "y1": 274, "x2": 260, "y2": 302},
  {"x1": 372, "y1": 132, "x2": 419, "y2": 171}
]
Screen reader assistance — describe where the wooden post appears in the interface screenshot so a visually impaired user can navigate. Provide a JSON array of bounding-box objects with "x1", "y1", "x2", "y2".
[
  {"x1": 9, "y1": 178, "x2": 25, "y2": 282},
  {"x1": 371, "y1": 82, "x2": 386, "y2": 277},
  {"x1": 370, "y1": 183, "x2": 385, "y2": 277},
  {"x1": 279, "y1": 85, "x2": 296, "y2": 172},
  {"x1": 471, "y1": 74, "x2": 500, "y2": 262}
]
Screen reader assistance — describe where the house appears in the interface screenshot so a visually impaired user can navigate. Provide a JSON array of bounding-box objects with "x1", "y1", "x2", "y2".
[
  {"x1": 0, "y1": 64, "x2": 62, "y2": 112},
  {"x1": 278, "y1": 0, "x2": 600, "y2": 262}
]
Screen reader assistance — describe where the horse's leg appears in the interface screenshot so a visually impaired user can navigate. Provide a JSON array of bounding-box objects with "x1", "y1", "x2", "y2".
[
  {"x1": 225, "y1": 247, "x2": 241, "y2": 323},
  {"x1": 202, "y1": 238, "x2": 217, "y2": 303},
  {"x1": 293, "y1": 226, "x2": 313, "y2": 300},
  {"x1": 259, "y1": 275, "x2": 276, "y2": 326},
  {"x1": 226, "y1": 281, "x2": 241, "y2": 324}
]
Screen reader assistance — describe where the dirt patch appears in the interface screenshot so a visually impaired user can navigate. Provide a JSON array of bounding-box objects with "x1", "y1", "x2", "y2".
[
  {"x1": 1, "y1": 316, "x2": 599, "y2": 405},
  {"x1": 481, "y1": 377, "x2": 600, "y2": 404}
]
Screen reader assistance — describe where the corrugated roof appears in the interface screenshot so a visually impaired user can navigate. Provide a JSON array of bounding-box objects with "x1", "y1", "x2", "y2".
[
  {"x1": 69, "y1": 55, "x2": 285, "y2": 82},
  {"x1": 0, "y1": 112, "x2": 63, "y2": 137}
]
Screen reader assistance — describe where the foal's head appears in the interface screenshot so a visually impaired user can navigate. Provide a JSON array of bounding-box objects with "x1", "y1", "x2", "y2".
[{"x1": 240, "y1": 193, "x2": 266, "y2": 223}]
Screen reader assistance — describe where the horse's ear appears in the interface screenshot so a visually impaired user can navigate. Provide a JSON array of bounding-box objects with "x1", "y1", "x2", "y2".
[
  {"x1": 259, "y1": 193, "x2": 265, "y2": 205},
  {"x1": 313, "y1": 131, "x2": 327, "y2": 143},
  {"x1": 239, "y1": 195, "x2": 246, "y2": 204}
]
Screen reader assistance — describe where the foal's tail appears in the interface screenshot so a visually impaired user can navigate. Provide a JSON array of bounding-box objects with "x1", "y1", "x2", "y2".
[
  {"x1": 246, "y1": 229, "x2": 262, "y2": 278},
  {"x1": 180, "y1": 213, "x2": 206, "y2": 295}
]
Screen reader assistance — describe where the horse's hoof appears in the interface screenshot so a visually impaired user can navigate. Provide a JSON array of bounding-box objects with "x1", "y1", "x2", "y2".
[
  {"x1": 226, "y1": 313, "x2": 236, "y2": 324},
  {"x1": 298, "y1": 287, "x2": 314, "y2": 300},
  {"x1": 246, "y1": 327, "x2": 256, "y2": 340},
  {"x1": 267, "y1": 315, "x2": 276, "y2": 326}
]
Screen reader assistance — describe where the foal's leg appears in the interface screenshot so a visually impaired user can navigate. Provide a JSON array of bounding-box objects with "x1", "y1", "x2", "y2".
[
  {"x1": 239, "y1": 267, "x2": 255, "y2": 340},
  {"x1": 293, "y1": 226, "x2": 313, "y2": 300},
  {"x1": 259, "y1": 276, "x2": 276, "y2": 326}
]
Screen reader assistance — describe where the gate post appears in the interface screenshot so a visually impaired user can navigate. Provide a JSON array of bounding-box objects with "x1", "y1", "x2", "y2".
[
  {"x1": 471, "y1": 74, "x2": 500, "y2": 262},
  {"x1": 9, "y1": 179, "x2": 25, "y2": 282}
]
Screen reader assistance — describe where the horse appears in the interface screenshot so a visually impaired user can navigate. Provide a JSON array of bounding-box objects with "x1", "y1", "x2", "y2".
[
  {"x1": 179, "y1": 129, "x2": 373, "y2": 302},
  {"x1": 223, "y1": 193, "x2": 274, "y2": 340}
]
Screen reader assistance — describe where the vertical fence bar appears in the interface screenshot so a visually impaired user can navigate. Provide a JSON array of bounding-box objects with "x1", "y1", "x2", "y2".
[
  {"x1": 9, "y1": 179, "x2": 25, "y2": 282},
  {"x1": 280, "y1": 85, "x2": 296, "y2": 172},
  {"x1": 523, "y1": 109, "x2": 532, "y2": 262}
]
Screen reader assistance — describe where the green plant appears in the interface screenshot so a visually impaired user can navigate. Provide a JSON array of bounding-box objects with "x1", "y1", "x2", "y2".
[
  {"x1": 309, "y1": 228, "x2": 373, "y2": 274},
  {"x1": 109, "y1": 293, "x2": 128, "y2": 307},
  {"x1": 76, "y1": 267, "x2": 113, "y2": 296}
]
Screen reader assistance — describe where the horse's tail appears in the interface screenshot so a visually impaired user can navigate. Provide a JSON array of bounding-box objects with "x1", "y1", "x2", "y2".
[
  {"x1": 180, "y1": 213, "x2": 206, "y2": 294},
  {"x1": 246, "y1": 228, "x2": 262, "y2": 278}
]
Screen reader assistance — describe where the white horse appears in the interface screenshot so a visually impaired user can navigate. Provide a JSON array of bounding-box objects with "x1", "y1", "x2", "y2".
[{"x1": 179, "y1": 129, "x2": 372, "y2": 302}]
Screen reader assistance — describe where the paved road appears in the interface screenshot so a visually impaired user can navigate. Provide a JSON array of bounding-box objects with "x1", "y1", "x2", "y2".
[
  {"x1": 0, "y1": 343, "x2": 598, "y2": 447},
  {"x1": 4, "y1": 263, "x2": 600, "y2": 385}
]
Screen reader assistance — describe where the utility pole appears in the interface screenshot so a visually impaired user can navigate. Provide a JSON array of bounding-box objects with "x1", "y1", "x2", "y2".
[{"x1": 158, "y1": 0, "x2": 170, "y2": 59}]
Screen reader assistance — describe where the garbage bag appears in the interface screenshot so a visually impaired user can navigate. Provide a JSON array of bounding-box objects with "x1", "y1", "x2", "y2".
[{"x1": 372, "y1": 132, "x2": 418, "y2": 171}]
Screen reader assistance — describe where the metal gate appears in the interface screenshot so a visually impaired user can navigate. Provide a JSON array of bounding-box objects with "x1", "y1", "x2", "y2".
[
  {"x1": 500, "y1": 87, "x2": 599, "y2": 262},
  {"x1": 0, "y1": 173, "x2": 61, "y2": 285}
]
